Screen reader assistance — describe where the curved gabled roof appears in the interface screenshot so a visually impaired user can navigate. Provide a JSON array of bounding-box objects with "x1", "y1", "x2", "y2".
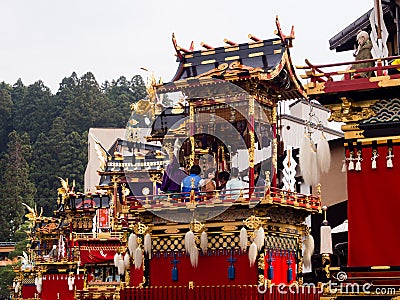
[
  {"x1": 164, "y1": 19, "x2": 307, "y2": 101},
  {"x1": 171, "y1": 37, "x2": 287, "y2": 81}
]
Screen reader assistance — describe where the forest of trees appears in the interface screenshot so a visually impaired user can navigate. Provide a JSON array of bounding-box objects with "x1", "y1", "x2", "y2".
[{"x1": 0, "y1": 72, "x2": 148, "y2": 241}]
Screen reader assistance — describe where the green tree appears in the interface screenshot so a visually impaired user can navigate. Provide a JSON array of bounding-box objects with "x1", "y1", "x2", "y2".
[
  {"x1": 0, "y1": 131, "x2": 35, "y2": 241},
  {"x1": 0, "y1": 265, "x2": 14, "y2": 298},
  {"x1": 0, "y1": 82, "x2": 13, "y2": 154},
  {"x1": 12, "y1": 80, "x2": 54, "y2": 143},
  {"x1": 61, "y1": 72, "x2": 109, "y2": 132},
  {"x1": 31, "y1": 117, "x2": 67, "y2": 215}
]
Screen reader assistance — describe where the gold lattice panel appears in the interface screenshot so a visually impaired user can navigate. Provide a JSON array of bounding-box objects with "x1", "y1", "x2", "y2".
[
  {"x1": 152, "y1": 234, "x2": 241, "y2": 253},
  {"x1": 152, "y1": 234, "x2": 297, "y2": 253},
  {"x1": 265, "y1": 235, "x2": 297, "y2": 251},
  {"x1": 22, "y1": 277, "x2": 35, "y2": 284}
]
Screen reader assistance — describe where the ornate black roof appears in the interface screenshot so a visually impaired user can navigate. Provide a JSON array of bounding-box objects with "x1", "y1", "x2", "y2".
[{"x1": 163, "y1": 18, "x2": 307, "y2": 101}]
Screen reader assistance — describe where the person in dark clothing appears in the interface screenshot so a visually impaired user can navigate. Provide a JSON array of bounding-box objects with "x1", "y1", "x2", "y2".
[
  {"x1": 160, "y1": 156, "x2": 187, "y2": 193},
  {"x1": 351, "y1": 30, "x2": 374, "y2": 78},
  {"x1": 217, "y1": 171, "x2": 230, "y2": 191}
]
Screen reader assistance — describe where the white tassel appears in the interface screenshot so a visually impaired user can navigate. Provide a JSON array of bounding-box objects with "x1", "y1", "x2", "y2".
[
  {"x1": 200, "y1": 231, "x2": 208, "y2": 254},
  {"x1": 310, "y1": 150, "x2": 320, "y2": 185},
  {"x1": 117, "y1": 254, "x2": 125, "y2": 275},
  {"x1": 303, "y1": 235, "x2": 314, "y2": 269},
  {"x1": 299, "y1": 134, "x2": 314, "y2": 185},
  {"x1": 317, "y1": 133, "x2": 331, "y2": 174},
  {"x1": 387, "y1": 148, "x2": 394, "y2": 168},
  {"x1": 67, "y1": 275, "x2": 74, "y2": 291},
  {"x1": 355, "y1": 151, "x2": 362, "y2": 171},
  {"x1": 341, "y1": 158, "x2": 347, "y2": 173},
  {"x1": 185, "y1": 230, "x2": 195, "y2": 254},
  {"x1": 124, "y1": 252, "x2": 130, "y2": 269},
  {"x1": 189, "y1": 246, "x2": 199, "y2": 268},
  {"x1": 134, "y1": 247, "x2": 143, "y2": 269},
  {"x1": 348, "y1": 152, "x2": 354, "y2": 171},
  {"x1": 372, "y1": 159, "x2": 377, "y2": 169},
  {"x1": 113, "y1": 252, "x2": 119, "y2": 267},
  {"x1": 249, "y1": 242, "x2": 258, "y2": 267},
  {"x1": 371, "y1": 150, "x2": 378, "y2": 169},
  {"x1": 144, "y1": 233, "x2": 151, "y2": 254},
  {"x1": 35, "y1": 276, "x2": 43, "y2": 293},
  {"x1": 15, "y1": 281, "x2": 20, "y2": 294},
  {"x1": 128, "y1": 233, "x2": 138, "y2": 256},
  {"x1": 239, "y1": 227, "x2": 248, "y2": 252},
  {"x1": 254, "y1": 227, "x2": 265, "y2": 251}
]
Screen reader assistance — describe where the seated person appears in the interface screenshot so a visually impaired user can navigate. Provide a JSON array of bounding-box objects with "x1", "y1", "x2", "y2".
[
  {"x1": 181, "y1": 165, "x2": 202, "y2": 193},
  {"x1": 160, "y1": 156, "x2": 187, "y2": 193},
  {"x1": 217, "y1": 171, "x2": 230, "y2": 192},
  {"x1": 225, "y1": 167, "x2": 244, "y2": 200},
  {"x1": 199, "y1": 168, "x2": 216, "y2": 193},
  {"x1": 350, "y1": 31, "x2": 374, "y2": 78}
]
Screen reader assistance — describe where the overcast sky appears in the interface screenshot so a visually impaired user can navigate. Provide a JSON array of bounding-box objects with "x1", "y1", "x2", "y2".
[{"x1": 0, "y1": 1, "x2": 373, "y2": 93}]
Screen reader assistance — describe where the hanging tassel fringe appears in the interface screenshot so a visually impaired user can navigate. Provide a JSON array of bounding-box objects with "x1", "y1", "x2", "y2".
[
  {"x1": 355, "y1": 151, "x2": 362, "y2": 171},
  {"x1": 144, "y1": 233, "x2": 151, "y2": 254},
  {"x1": 185, "y1": 230, "x2": 195, "y2": 254},
  {"x1": 189, "y1": 246, "x2": 199, "y2": 267},
  {"x1": 200, "y1": 231, "x2": 208, "y2": 254},
  {"x1": 310, "y1": 151, "x2": 320, "y2": 185},
  {"x1": 254, "y1": 227, "x2": 265, "y2": 251},
  {"x1": 35, "y1": 276, "x2": 43, "y2": 293},
  {"x1": 239, "y1": 227, "x2": 248, "y2": 252},
  {"x1": 117, "y1": 254, "x2": 125, "y2": 275},
  {"x1": 134, "y1": 247, "x2": 143, "y2": 269},
  {"x1": 249, "y1": 242, "x2": 258, "y2": 267},
  {"x1": 299, "y1": 134, "x2": 315, "y2": 185},
  {"x1": 387, "y1": 148, "x2": 394, "y2": 168},
  {"x1": 317, "y1": 133, "x2": 331, "y2": 174},
  {"x1": 341, "y1": 158, "x2": 347, "y2": 173},
  {"x1": 371, "y1": 150, "x2": 378, "y2": 169},
  {"x1": 124, "y1": 252, "x2": 130, "y2": 269},
  {"x1": 348, "y1": 152, "x2": 354, "y2": 171},
  {"x1": 303, "y1": 235, "x2": 314, "y2": 269},
  {"x1": 113, "y1": 252, "x2": 119, "y2": 267},
  {"x1": 67, "y1": 275, "x2": 74, "y2": 291},
  {"x1": 128, "y1": 233, "x2": 138, "y2": 256}
]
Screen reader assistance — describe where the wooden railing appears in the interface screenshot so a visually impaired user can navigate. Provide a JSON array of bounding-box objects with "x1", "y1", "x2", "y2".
[
  {"x1": 125, "y1": 186, "x2": 321, "y2": 213},
  {"x1": 298, "y1": 55, "x2": 400, "y2": 83}
]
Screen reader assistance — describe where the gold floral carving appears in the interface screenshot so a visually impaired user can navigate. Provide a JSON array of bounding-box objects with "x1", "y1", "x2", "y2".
[
  {"x1": 327, "y1": 97, "x2": 378, "y2": 123},
  {"x1": 134, "y1": 222, "x2": 149, "y2": 235},
  {"x1": 243, "y1": 215, "x2": 262, "y2": 229},
  {"x1": 196, "y1": 61, "x2": 263, "y2": 79}
]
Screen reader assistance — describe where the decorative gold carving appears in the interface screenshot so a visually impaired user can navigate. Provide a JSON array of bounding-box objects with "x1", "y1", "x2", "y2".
[
  {"x1": 165, "y1": 228, "x2": 179, "y2": 234},
  {"x1": 327, "y1": 97, "x2": 378, "y2": 123},
  {"x1": 195, "y1": 61, "x2": 263, "y2": 79},
  {"x1": 303, "y1": 81, "x2": 326, "y2": 95},
  {"x1": 189, "y1": 220, "x2": 205, "y2": 233},
  {"x1": 243, "y1": 215, "x2": 262, "y2": 229},
  {"x1": 134, "y1": 223, "x2": 149, "y2": 235},
  {"x1": 272, "y1": 138, "x2": 278, "y2": 172},
  {"x1": 222, "y1": 225, "x2": 238, "y2": 231}
]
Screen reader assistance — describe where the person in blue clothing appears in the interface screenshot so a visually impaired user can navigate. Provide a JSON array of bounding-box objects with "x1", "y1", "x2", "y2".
[{"x1": 181, "y1": 165, "x2": 202, "y2": 193}]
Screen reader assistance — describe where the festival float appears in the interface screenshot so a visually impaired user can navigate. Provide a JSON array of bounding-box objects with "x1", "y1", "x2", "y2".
[{"x1": 11, "y1": 1, "x2": 400, "y2": 299}]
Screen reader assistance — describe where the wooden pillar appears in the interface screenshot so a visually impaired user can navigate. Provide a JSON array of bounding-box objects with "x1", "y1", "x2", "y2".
[
  {"x1": 189, "y1": 102, "x2": 195, "y2": 168},
  {"x1": 271, "y1": 105, "x2": 278, "y2": 188},
  {"x1": 248, "y1": 97, "x2": 255, "y2": 194}
]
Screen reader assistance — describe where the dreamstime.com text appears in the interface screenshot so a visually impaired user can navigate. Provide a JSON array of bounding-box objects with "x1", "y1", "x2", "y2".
[{"x1": 257, "y1": 282, "x2": 398, "y2": 296}]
